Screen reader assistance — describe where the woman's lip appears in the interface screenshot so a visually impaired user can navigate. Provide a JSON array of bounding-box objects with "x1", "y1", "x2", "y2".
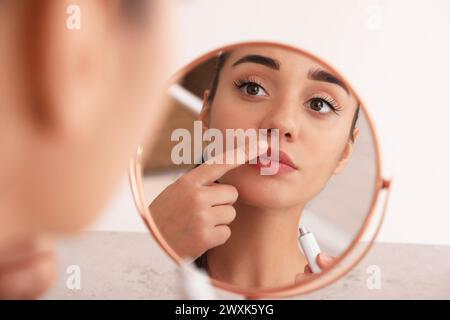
[
  {"x1": 275, "y1": 150, "x2": 298, "y2": 170},
  {"x1": 251, "y1": 148, "x2": 299, "y2": 172},
  {"x1": 260, "y1": 148, "x2": 298, "y2": 170},
  {"x1": 0, "y1": 250, "x2": 53, "y2": 274}
]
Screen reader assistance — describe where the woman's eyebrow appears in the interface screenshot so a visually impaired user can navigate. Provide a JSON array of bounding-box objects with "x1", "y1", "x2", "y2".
[
  {"x1": 308, "y1": 68, "x2": 349, "y2": 94},
  {"x1": 231, "y1": 54, "x2": 280, "y2": 70}
]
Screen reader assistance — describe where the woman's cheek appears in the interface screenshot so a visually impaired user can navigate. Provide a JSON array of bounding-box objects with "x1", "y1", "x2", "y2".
[{"x1": 309, "y1": 147, "x2": 345, "y2": 192}]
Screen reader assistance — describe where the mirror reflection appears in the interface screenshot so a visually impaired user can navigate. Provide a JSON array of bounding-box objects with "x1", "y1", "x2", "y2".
[{"x1": 140, "y1": 43, "x2": 377, "y2": 290}]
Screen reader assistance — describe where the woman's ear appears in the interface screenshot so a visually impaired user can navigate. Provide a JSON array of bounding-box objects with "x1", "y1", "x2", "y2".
[
  {"x1": 30, "y1": 0, "x2": 111, "y2": 139},
  {"x1": 333, "y1": 128, "x2": 360, "y2": 175},
  {"x1": 199, "y1": 90, "x2": 211, "y2": 131}
]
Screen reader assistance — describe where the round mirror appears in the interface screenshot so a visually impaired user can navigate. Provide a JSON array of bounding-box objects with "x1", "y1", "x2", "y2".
[{"x1": 130, "y1": 42, "x2": 391, "y2": 298}]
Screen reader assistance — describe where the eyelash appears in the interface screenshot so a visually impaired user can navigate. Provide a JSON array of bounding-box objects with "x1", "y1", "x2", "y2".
[
  {"x1": 306, "y1": 95, "x2": 343, "y2": 115},
  {"x1": 233, "y1": 77, "x2": 267, "y2": 95},
  {"x1": 232, "y1": 78, "x2": 342, "y2": 115}
]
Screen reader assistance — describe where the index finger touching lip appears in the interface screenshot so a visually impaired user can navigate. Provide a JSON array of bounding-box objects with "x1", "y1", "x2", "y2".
[{"x1": 192, "y1": 139, "x2": 268, "y2": 185}]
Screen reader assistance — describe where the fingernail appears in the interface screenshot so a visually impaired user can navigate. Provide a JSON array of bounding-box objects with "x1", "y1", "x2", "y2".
[
  {"x1": 319, "y1": 253, "x2": 334, "y2": 264},
  {"x1": 258, "y1": 139, "x2": 268, "y2": 153}
]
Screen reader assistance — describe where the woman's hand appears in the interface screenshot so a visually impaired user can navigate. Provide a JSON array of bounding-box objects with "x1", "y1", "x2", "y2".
[
  {"x1": 295, "y1": 253, "x2": 336, "y2": 283},
  {"x1": 0, "y1": 236, "x2": 56, "y2": 299},
  {"x1": 149, "y1": 144, "x2": 266, "y2": 260}
]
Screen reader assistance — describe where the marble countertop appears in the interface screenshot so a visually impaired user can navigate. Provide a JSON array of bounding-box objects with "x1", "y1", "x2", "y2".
[{"x1": 43, "y1": 231, "x2": 450, "y2": 299}]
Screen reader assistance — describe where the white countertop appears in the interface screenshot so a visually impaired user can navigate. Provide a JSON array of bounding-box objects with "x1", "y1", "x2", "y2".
[{"x1": 43, "y1": 231, "x2": 450, "y2": 299}]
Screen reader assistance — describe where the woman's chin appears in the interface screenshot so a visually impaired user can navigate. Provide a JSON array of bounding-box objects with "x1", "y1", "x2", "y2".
[
  {"x1": 226, "y1": 179, "x2": 298, "y2": 209},
  {"x1": 220, "y1": 166, "x2": 304, "y2": 208},
  {"x1": 238, "y1": 188, "x2": 295, "y2": 209}
]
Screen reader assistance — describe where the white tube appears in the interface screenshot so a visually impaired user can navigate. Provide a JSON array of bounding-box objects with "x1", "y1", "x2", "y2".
[{"x1": 298, "y1": 227, "x2": 322, "y2": 273}]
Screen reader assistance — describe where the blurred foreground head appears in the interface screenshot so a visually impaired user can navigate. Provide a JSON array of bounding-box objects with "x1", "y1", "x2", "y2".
[{"x1": 0, "y1": 0, "x2": 174, "y2": 248}]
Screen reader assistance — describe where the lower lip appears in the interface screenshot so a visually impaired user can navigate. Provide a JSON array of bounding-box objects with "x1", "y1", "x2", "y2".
[
  {"x1": 250, "y1": 159, "x2": 297, "y2": 174},
  {"x1": 1, "y1": 251, "x2": 53, "y2": 273}
]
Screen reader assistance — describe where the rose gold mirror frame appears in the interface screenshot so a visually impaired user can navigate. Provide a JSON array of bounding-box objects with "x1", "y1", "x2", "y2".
[{"x1": 129, "y1": 41, "x2": 392, "y2": 299}]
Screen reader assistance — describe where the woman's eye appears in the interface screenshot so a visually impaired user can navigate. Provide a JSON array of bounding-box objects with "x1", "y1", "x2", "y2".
[
  {"x1": 239, "y1": 82, "x2": 268, "y2": 97},
  {"x1": 307, "y1": 98, "x2": 335, "y2": 114}
]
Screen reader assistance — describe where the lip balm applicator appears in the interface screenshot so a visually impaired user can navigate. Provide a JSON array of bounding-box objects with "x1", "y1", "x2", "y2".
[{"x1": 298, "y1": 227, "x2": 322, "y2": 273}]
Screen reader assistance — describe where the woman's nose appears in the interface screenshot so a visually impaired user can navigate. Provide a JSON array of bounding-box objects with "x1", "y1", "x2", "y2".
[{"x1": 260, "y1": 100, "x2": 298, "y2": 142}]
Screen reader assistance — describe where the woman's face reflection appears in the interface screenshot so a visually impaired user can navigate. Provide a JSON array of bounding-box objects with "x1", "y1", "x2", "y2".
[
  {"x1": 146, "y1": 44, "x2": 369, "y2": 290},
  {"x1": 201, "y1": 45, "x2": 360, "y2": 210}
]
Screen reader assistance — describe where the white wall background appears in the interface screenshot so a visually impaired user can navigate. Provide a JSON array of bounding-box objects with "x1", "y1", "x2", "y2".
[{"x1": 90, "y1": 0, "x2": 450, "y2": 246}]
